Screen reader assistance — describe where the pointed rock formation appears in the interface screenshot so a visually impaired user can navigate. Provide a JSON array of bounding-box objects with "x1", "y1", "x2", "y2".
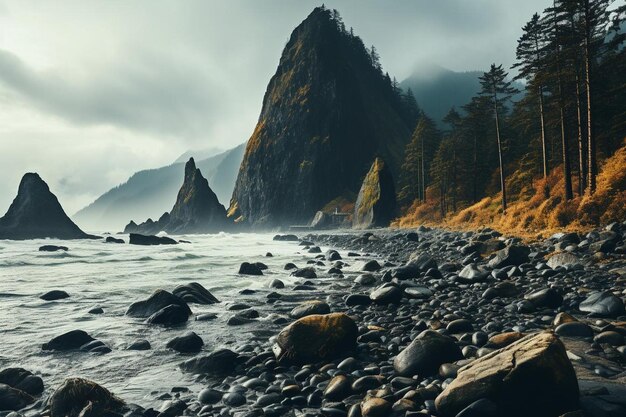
[
  {"x1": 0, "y1": 173, "x2": 97, "y2": 240},
  {"x1": 125, "y1": 158, "x2": 229, "y2": 234},
  {"x1": 352, "y1": 158, "x2": 397, "y2": 229},
  {"x1": 230, "y1": 7, "x2": 412, "y2": 227}
]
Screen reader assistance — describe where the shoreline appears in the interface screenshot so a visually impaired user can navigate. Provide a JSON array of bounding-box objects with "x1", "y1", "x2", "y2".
[{"x1": 1, "y1": 224, "x2": 625, "y2": 416}]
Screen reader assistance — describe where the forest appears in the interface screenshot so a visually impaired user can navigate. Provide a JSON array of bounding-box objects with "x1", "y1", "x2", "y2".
[{"x1": 390, "y1": 0, "x2": 626, "y2": 235}]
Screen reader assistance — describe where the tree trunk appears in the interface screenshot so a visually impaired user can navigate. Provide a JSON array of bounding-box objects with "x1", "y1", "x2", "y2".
[
  {"x1": 420, "y1": 135, "x2": 426, "y2": 202},
  {"x1": 493, "y1": 89, "x2": 507, "y2": 213},
  {"x1": 583, "y1": 0, "x2": 596, "y2": 193},
  {"x1": 538, "y1": 85, "x2": 549, "y2": 179},
  {"x1": 575, "y1": 72, "x2": 586, "y2": 196},
  {"x1": 553, "y1": 9, "x2": 574, "y2": 201},
  {"x1": 472, "y1": 133, "x2": 478, "y2": 203}
]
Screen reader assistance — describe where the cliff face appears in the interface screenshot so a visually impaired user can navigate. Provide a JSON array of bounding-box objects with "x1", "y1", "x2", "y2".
[
  {"x1": 230, "y1": 7, "x2": 411, "y2": 227},
  {"x1": 0, "y1": 173, "x2": 96, "y2": 240},
  {"x1": 125, "y1": 158, "x2": 229, "y2": 234}
]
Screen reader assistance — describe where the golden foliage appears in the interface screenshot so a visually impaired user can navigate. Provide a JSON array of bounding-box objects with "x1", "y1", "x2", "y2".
[{"x1": 395, "y1": 141, "x2": 626, "y2": 238}]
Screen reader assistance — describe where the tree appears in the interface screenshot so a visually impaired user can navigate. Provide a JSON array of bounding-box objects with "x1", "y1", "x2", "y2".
[
  {"x1": 544, "y1": 1, "x2": 574, "y2": 200},
  {"x1": 513, "y1": 13, "x2": 550, "y2": 180},
  {"x1": 579, "y1": 0, "x2": 611, "y2": 194},
  {"x1": 369, "y1": 45, "x2": 382, "y2": 72},
  {"x1": 479, "y1": 64, "x2": 518, "y2": 213},
  {"x1": 398, "y1": 113, "x2": 441, "y2": 205}
]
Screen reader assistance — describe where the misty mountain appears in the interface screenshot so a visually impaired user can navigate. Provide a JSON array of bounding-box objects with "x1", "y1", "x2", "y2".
[
  {"x1": 73, "y1": 144, "x2": 245, "y2": 232},
  {"x1": 400, "y1": 64, "x2": 483, "y2": 124},
  {"x1": 401, "y1": 63, "x2": 524, "y2": 124}
]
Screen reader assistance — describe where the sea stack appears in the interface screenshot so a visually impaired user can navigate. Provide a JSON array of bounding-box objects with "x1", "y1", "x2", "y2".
[
  {"x1": 353, "y1": 158, "x2": 397, "y2": 229},
  {"x1": 230, "y1": 7, "x2": 412, "y2": 227},
  {"x1": 125, "y1": 158, "x2": 229, "y2": 234},
  {"x1": 0, "y1": 173, "x2": 97, "y2": 240}
]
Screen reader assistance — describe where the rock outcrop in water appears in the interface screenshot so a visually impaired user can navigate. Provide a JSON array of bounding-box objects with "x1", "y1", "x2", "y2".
[
  {"x1": 125, "y1": 158, "x2": 229, "y2": 234},
  {"x1": 352, "y1": 157, "x2": 397, "y2": 229},
  {"x1": 0, "y1": 173, "x2": 96, "y2": 240},
  {"x1": 230, "y1": 7, "x2": 411, "y2": 227}
]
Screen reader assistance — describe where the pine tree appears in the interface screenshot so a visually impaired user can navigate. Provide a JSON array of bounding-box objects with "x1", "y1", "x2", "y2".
[
  {"x1": 513, "y1": 13, "x2": 550, "y2": 180},
  {"x1": 479, "y1": 64, "x2": 518, "y2": 213}
]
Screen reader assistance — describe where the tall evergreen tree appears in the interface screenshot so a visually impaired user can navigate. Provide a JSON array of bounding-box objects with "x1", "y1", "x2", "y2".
[
  {"x1": 514, "y1": 13, "x2": 550, "y2": 180},
  {"x1": 479, "y1": 64, "x2": 518, "y2": 212}
]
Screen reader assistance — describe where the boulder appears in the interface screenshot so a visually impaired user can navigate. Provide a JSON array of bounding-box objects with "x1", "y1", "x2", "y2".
[
  {"x1": 435, "y1": 332, "x2": 579, "y2": 417},
  {"x1": 291, "y1": 267, "x2": 317, "y2": 278},
  {"x1": 370, "y1": 284, "x2": 403, "y2": 304},
  {"x1": 547, "y1": 252, "x2": 581, "y2": 269},
  {"x1": 393, "y1": 330, "x2": 463, "y2": 377},
  {"x1": 129, "y1": 233, "x2": 177, "y2": 245},
  {"x1": 487, "y1": 245, "x2": 530, "y2": 268},
  {"x1": 42, "y1": 330, "x2": 110, "y2": 353},
  {"x1": 0, "y1": 368, "x2": 44, "y2": 396},
  {"x1": 39, "y1": 245, "x2": 68, "y2": 252},
  {"x1": 352, "y1": 158, "x2": 397, "y2": 229},
  {"x1": 0, "y1": 383, "x2": 35, "y2": 411},
  {"x1": 310, "y1": 211, "x2": 331, "y2": 229},
  {"x1": 40, "y1": 290, "x2": 70, "y2": 301},
  {"x1": 48, "y1": 378, "x2": 125, "y2": 417},
  {"x1": 579, "y1": 291, "x2": 625, "y2": 317},
  {"x1": 525, "y1": 288, "x2": 563, "y2": 309},
  {"x1": 166, "y1": 331, "x2": 204, "y2": 353},
  {"x1": 238, "y1": 262, "x2": 264, "y2": 275},
  {"x1": 289, "y1": 301, "x2": 331, "y2": 319},
  {"x1": 105, "y1": 236, "x2": 124, "y2": 244},
  {"x1": 179, "y1": 349, "x2": 239, "y2": 375},
  {"x1": 273, "y1": 234, "x2": 299, "y2": 241},
  {"x1": 146, "y1": 304, "x2": 190, "y2": 326},
  {"x1": 407, "y1": 253, "x2": 437, "y2": 272},
  {"x1": 0, "y1": 173, "x2": 98, "y2": 240},
  {"x1": 172, "y1": 282, "x2": 219, "y2": 304},
  {"x1": 273, "y1": 313, "x2": 358, "y2": 364},
  {"x1": 126, "y1": 289, "x2": 191, "y2": 318}
]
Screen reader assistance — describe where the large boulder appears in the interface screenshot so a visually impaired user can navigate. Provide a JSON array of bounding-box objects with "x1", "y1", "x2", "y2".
[
  {"x1": 42, "y1": 330, "x2": 110, "y2": 353},
  {"x1": 179, "y1": 349, "x2": 240, "y2": 375},
  {"x1": 547, "y1": 252, "x2": 581, "y2": 269},
  {"x1": 0, "y1": 368, "x2": 44, "y2": 396},
  {"x1": 126, "y1": 289, "x2": 191, "y2": 318},
  {"x1": 435, "y1": 332, "x2": 579, "y2": 417},
  {"x1": 172, "y1": 282, "x2": 219, "y2": 304},
  {"x1": 393, "y1": 330, "x2": 463, "y2": 377},
  {"x1": 273, "y1": 313, "x2": 358, "y2": 364},
  {"x1": 48, "y1": 378, "x2": 125, "y2": 417},
  {"x1": 353, "y1": 158, "x2": 397, "y2": 229},
  {"x1": 289, "y1": 301, "x2": 331, "y2": 319},
  {"x1": 579, "y1": 291, "x2": 625, "y2": 317},
  {"x1": 0, "y1": 173, "x2": 98, "y2": 240},
  {"x1": 0, "y1": 383, "x2": 35, "y2": 411},
  {"x1": 487, "y1": 245, "x2": 530, "y2": 268},
  {"x1": 128, "y1": 233, "x2": 178, "y2": 245}
]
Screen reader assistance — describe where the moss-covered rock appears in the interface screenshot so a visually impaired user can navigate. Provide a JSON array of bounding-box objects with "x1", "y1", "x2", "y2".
[
  {"x1": 273, "y1": 313, "x2": 358, "y2": 364},
  {"x1": 353, "y1": 158, "x2": 397, "y2": 229}
]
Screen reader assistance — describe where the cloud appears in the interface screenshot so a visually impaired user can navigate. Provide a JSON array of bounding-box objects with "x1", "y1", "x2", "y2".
[
  {"x1": 0, "y1": 47, "x2": 224, "y2": 139},
  {"x1": 0, "y1": 0, "x2": 553, "y2": 215}
]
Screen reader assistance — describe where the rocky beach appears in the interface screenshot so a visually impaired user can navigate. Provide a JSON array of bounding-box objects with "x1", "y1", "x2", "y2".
[{"x1": 1, "y1": 224, "x2": 625, "y2": 417}]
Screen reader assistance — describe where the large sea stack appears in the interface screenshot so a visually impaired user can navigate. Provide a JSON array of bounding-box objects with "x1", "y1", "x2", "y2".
[
  {"x1": 125, "y1": 158, "x2": 229, "y2": 234},
  {"x1": 0, "y1": 173, "x2": 96, "y2": 240},
  {"x1": 230, "y1": 7, "x2": 412, "y2": 227}
]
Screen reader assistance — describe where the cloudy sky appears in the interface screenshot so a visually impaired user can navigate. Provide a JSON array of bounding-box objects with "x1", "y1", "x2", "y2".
[{"x1": 0, "y1": 0, "x2": 551, "y2": 214}]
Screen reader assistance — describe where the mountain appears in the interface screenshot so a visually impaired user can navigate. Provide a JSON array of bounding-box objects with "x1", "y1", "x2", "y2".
[
  {"x1": 73, "y1": 144, "x2": 245, "y2": 232},
  {"x1": 230, "y1": 7, "x2": 412, "y2": 228},
  {"x1": 0, "y1": 173, "x2": 98, "y2": 240},
  {"x1": 124, "y1": 158, "x2": 229, "y2": 234},
  {"x1": 400, "y1": 63, "x2": 524, "y2": 124},
  {"x1": 400, "y1": 64, "x2": 483, "y2": 124}
]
